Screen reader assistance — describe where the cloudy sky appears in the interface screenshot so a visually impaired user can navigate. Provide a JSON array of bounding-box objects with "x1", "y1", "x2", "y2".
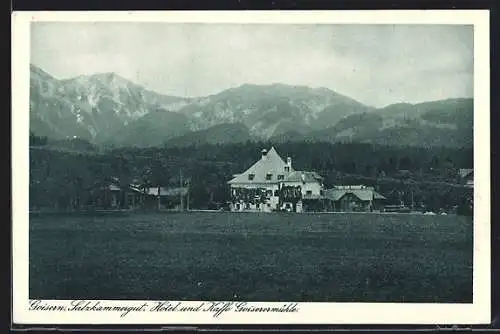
[{"x1": 31, "y1": 22, "x2": 473, "y2": 108}]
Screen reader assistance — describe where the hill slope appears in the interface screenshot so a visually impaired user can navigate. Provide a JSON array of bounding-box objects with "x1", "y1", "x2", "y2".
[
  {"x1": 29, "y1": 64, "x2": 473, "y2": 148},
  {"x1": 165, "y1": 123, "x2": 253, "y2": 148},
  {"x1": 302, "y1": 98, "x2": 473, "y2": 147},
  {"x1": 178, "y1": 83, "x2": 374, "y2": 138},
  {"x1": 29, "y1": 64, "x2": 191, "y2": 143}
]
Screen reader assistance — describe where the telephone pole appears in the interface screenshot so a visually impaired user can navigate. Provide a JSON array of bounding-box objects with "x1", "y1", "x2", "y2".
[
  {"x1": 157, "y1": 185, "x2": 161, "y2": 211},
  {"x1": 179, "y1": 169, "x2": 184, "y2": 212},
  {"x1": 186, "y1": 179, "x2": 190, "y2": 211},
  {"x1": 411, "y1": 188, "x2": 414, "y2": 211}
]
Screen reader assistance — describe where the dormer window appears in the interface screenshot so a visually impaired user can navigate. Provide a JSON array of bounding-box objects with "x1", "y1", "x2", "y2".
[
  {"x1": 284, "y1": 166, "x2": 290, "y2": 172},
  {"x1": 277, "y1": 174, "x2": 284, "y2": 180},
  {"x1": 266, "y1": 173, "x2": 272, "y2": 181},
  {"x1": 248, "y1": 174, "x2": 255, "y2": 180}
]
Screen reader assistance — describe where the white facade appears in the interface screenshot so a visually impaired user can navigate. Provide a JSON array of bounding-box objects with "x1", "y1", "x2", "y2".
[
  {"x1": 227, "y1": 147, "x2": 324, "y2": 212},
  {"x1": 229, "y1": 182, "x2": 280, "y2": 212},
  {"x1": 281, "y1": 181, "x2": 322, "y2": 197}
]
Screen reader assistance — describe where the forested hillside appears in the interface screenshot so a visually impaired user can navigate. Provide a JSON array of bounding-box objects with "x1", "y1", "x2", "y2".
[{"x1": 29, "y1": 134, "x2": 473, "y2": 214}]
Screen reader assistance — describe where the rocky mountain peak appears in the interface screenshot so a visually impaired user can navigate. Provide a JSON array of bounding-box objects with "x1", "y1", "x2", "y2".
[{"x1": 28, "y1": 64, "x2": 473, "y2": 148}]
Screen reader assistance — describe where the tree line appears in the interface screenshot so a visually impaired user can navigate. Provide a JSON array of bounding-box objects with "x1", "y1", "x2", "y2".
[{"x1": 28, "y1": 138, "x2": 473, "y2": 215}]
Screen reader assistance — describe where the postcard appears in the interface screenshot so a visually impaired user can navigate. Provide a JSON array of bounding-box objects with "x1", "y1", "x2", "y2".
[{"x1": 12, "y1": 10, "x2": 490, "y2": 325}]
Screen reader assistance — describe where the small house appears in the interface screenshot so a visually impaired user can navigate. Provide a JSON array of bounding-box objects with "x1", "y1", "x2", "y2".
[
  {"x1": 458, "y1": 168, "x2": 474, "y2": 188},
  {"x1": 324, "y1": 185, "x2": 386, "y2": 212},
  {"x1": 91, "y1": 183, "x2": 126, "y2": 209},
  {"x1": 128, "y1": 185, "x2": 189, "y2": 210}
]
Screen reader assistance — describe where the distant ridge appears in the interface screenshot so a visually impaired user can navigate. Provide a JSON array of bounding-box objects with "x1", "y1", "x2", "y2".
[
  {"x1": 165, "y1": 123, "x2": 253, "y2": 148},
  {"x1": 29, "y1": 64, "x2": 473, "y2": 148}
]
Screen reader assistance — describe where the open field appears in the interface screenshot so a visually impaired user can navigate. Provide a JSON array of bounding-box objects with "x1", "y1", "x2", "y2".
[{"x1": 29, "y1": 212, "x2": 473, "y2": 302}]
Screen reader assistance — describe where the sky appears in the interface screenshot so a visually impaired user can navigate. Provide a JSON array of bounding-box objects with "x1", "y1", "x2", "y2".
[{"x1": 30, "y1": 23, "x2": 473, "y2": 108}]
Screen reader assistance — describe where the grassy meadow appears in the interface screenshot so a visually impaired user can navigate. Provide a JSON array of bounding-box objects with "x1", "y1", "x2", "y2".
[{"x1": 29, "y1": 212, "x2": 473, "y2": 303}]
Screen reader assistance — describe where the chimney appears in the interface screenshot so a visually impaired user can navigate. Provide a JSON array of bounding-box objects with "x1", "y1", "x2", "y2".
[
  {"x1": 261, "y1": 148, "x2": 268, "y2": 159},
  {"x1": 284, "y1": 156, "x2": 292, "y2": 173}
]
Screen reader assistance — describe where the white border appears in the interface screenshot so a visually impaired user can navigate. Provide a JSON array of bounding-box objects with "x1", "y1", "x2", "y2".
[{"x1": 12, "y1": 10, "x2": 491, "y2": 325}]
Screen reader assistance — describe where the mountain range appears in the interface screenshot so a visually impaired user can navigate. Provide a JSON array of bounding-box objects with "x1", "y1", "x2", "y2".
[{"x1": 29, "y1": 64, "x2": 473, "y2": 149}]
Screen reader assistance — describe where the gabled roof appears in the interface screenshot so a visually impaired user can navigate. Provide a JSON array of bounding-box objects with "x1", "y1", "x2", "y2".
[
  {"x1": 127, "y1": 185, "x2": 188, "y2": 196},
  {"x1": 373, "y1": 191, "x2": 386, "y2": 200},
  {"x1": 324, "y1": 188, "x2": 386, "y2": 202},
  {"x1": 284, "y1": 171, "x2": 323, "y2": 183},
  {"x1": 129, "y1": 184, "x2": 143, "y2": 193},
  {"x1": 459, "y1": 168, "x2": 473, "y2": 178},
  {"x1": 107, "y1": 184, "x2": 121, "y2": 192},
  {"x1": 146, "y1": 187, "x2": 188, "y2": 197},
  {"x1": 228, "y1": 147, "x2": 293, "y2": 184}
]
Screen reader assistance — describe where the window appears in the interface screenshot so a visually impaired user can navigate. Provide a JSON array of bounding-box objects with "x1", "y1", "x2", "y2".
[
  {"x1": 266, "y1": 173, "x2": 272, "y2": 180},
  {"x1": 277, "y1": 174, "x2": 284, "y2": 180},
  {"x1": 285, "y1": 166, "x2": 290, "y2": 172},
  {"x1": 248, "y1": 174, "x2": 255, "y2": 180},
  {"x1": 306, "y1": 190, "x2": 312, "y2": 196},
  {"x1": 274, "y1": 190, "x2": 279, "y2": 196}
]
